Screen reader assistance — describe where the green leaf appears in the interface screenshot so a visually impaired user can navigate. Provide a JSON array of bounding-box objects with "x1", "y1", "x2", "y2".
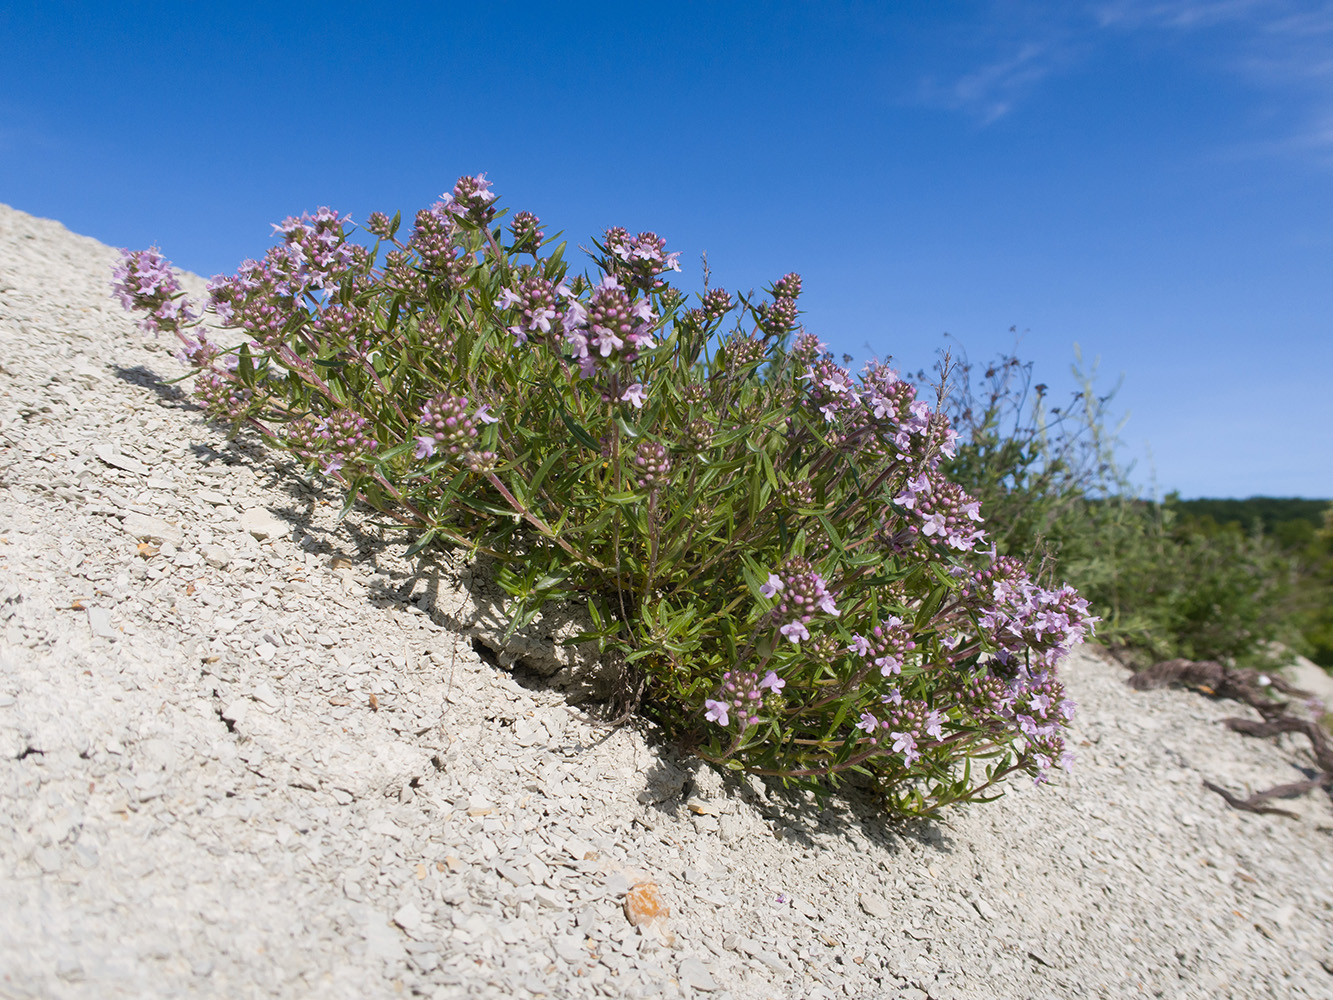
[
  {"x1": 375, "y1": 440, "x2": 417, "y2": 464},
  {"x1": 238, "y1": 343, "x2": 255, "y2": 382},
  {"x1": 558, "y1": 404, "x2": 601, "y2": 452},
  {"x1": 760, "y1": 449, "x2": 780, "y2": 493},
  {"x1": 914, "y1": 583, "x2": 948, "y2": 630},
  {"x1": 335, "y1": 488, "x2": 358, "y2": 524},
  {"x1": 930, "y1": 562, "x2": 961, "y2": 589},
  {"x1": 404, "y1": 529, "x2": 439, "y2": 559},
  {"x1": 814, "y1": 512, "x2": 845, "y2": 554},
  {"x1": 534, "y1": 572, "x2": 569, "y2": 592},
  {"x1": 526, "y1": 449, "x2": 566, "y2": 497},
  {"x1": 740, "y1": 556, "x2": 767, "y2": 601}
]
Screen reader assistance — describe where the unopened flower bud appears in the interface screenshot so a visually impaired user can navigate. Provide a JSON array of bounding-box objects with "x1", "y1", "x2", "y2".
[
  {"x1": 509, "y1": 211, "x2": 544, "y2": 252},
  {"x1": 701, "y1": 287, "x2": 733, "y2": 321},
  {"x1": 772, "y1": 272, "x2": 802, "y2": 301},
  {"x1": 366, "y1": 211, "x2": 393, "y2": 238},
  {"x1": 632, "y1": 441, "x2": 671, "y2": 492}
]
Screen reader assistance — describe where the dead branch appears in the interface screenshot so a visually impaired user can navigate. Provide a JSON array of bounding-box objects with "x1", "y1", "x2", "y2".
[{"x1": 1128, "y1": 658, "x2": 1329, "y2": 819}]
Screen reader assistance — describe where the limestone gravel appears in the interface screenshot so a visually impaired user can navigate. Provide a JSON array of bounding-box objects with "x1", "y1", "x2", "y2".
[{"x1": 2, "y1": 201, "x2": 1333, "y2": 999}]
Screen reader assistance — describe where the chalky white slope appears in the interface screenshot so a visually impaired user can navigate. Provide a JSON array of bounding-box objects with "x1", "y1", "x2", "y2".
[{"x1": 1, "y1": 202, "x2": 1331, "y2": 1000}]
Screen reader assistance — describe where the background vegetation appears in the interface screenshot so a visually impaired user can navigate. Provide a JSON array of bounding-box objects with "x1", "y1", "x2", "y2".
[{"x1": 922, "y1": 345, "x2": 1333, "y2": 672}]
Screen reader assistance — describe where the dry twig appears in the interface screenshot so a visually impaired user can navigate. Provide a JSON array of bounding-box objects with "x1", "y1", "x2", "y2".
[{"x1": 1128, "y1": 658, "x2": 1331, "y2": 818}]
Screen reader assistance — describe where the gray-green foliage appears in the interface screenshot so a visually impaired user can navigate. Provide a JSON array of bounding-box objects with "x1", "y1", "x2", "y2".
[{"x1": 932, "y1": 343, "x2": 1302, "y2": 669}]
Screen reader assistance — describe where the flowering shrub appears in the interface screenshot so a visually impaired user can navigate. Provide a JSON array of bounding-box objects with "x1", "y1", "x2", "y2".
[{"x1": 112, "y1": 175, "x2": 1097, "y2": 816}]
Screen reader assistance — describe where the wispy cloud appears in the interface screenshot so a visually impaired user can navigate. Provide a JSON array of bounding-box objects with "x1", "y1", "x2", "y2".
[
  {"x1": 1117, "y1": 0, "x2": 1333, "y2": 162},
  {"x1": 940, "y1": 43, "x2": 1055, "y2": 123},
  {"x1": 924, "y1": 0, "x2": 1333, "y2": 162},
  {"x1": 914, "y1": 9, "x2": 1090, "y2": 124},
  {"x1": 1092, "y1": 0, "x2": 1275, "y2": 29}
]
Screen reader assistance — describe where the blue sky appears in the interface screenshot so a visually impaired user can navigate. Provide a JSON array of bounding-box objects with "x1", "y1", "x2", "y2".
[{"x1": 2, "y1": 0, "x2": 1329, "y2": 499}]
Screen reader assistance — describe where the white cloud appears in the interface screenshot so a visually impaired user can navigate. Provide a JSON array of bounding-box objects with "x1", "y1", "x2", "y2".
[
  {"x1": 923, "y1": 0, "x2": 1333, "y2": 161},
  {"x1": 946, "y1": 43, "x2": 1053, "y2": 123},
  {"x1": 1093, "y1": 0, "x2": 1275, "y2": 29}
]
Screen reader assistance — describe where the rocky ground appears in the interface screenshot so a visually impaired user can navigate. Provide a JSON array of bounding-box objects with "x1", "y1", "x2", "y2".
[{"x1": 2, "y1": 201, "x2": 1332, "y2": 1000}]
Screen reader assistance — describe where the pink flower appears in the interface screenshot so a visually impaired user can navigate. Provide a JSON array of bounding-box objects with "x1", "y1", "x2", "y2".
[
  {"x1": 620, "y1": 383, "x2": 647, "y2": 408},
  {"x1": 779, "y1": 621, "x2": 810, "y2": 643},
  {"x1": 891, "y1": 731, "x2": 919, "y2": 765},
  {"x1": 704, "y1": 700, "x2": 730, "y2": 726},
  {"x1": 760, "y1": 573, "x2": 784, "y2": 599},
  {"x1": 757, "y1": 671, "x2": 785, "y2": 694},
  {"x1": 924, "y1": 710, "x2": 945, "y2": 740}
]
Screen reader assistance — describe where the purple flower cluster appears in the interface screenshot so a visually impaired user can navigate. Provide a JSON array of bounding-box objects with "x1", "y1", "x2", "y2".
[
  {"x1": 602, "y1": 228, "x2": 681, "y2": 292},
  {"x1": 760, "y1": 558, "x2": 840, "y2": 644},
  {"x1": 724, "y1": 333, "x2": 766, "y2": 373},
  {"x1": 757, "y1": 296, "x2": 799, "y2": 337},
  {"x1": 772, "y1": 272, "x2": 803, "y2": 300},
  {"x1": 564, "y1": 276, "x2": 658, "y2": 378},
  {"x1": 801, "y1": 357, "x2": 860, "y2": 424},
  {"x1": 410, "y1": 206, "x2": 469, "y2": 281},
  {"x1": 974, "y1": 557, "x2": 1099, "y2": 668},
  {"x1": 704, "y1": 668, "x2": 785, "y2": 729},
  {"x1": 854, "y1": 691, "x2": 944, "y2": 766},
  {"x1": 174, "y1": 331, "x2": 221, "y2": 369},
  {"x1": 437, "y1": 173, "x2": 496, "y2": 226},
  {"x1": 207, "y1": 208, "x2": 357, "y2": 334},
  {"x1": 312, "y1": 304, "x2": 366, "y2": 343},
  {"x1": 285, "y1": 409, "x2": 376, "y2": 475},
  {"x1": 270, "y1": 207, "x2": 357, "y2": 289},
  {"x1": 964, "y1": 662, "x2": 1076, "y2": 780},
  {"x1": 892, "y1": 472, "x2": 986, "y2": 552},
  {"x1": 631, "y1": 441, "x2": 671, "y2": 492},
  {"x1": 793, "y1": 346, "x2": 962, "y2": 471},
  {"x1": 779, "y1": 478, "x2": 814, "y2": 509},
  {"x1": 497, "y1": 272, "x2": 569, "y2": 344},
  {"x1": 414, "y1": 394, "x2": 498, "y2": 463},
  {"x1": 111, "y1": 248, "x2": 196, "y2": 335},
  {"x1": 700, "y1": 288, "x2": 734, "y2": 322},
  {"x1": 850, "y1": 617, "x2": 917, "y2": 677},
  {"x1": 365, "y1": 211, "x2": 394, "y2": 238},
  {"x1": 193, "y1": 371, "x2": 254, "y2": 421},
  {"x1": 382, "y1": 249, "x2": 429, "y2": 299},
  {"x1": 683, "y1": 417, "x2": 714, "y2": 453},
  {"x1": 416, "y1": 314, "x2": 453, "y2": 353}
]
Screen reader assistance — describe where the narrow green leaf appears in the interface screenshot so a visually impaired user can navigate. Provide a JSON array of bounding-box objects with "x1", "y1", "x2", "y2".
[
  {"x1": 238, "y1": 343, "x2": 255, "y2": 381},
  {"x1": 404, "y1": 529, "x2": 439, "y2": 559},
  {"x1": 558, "y1": 404, "x2": 601, "y2": 452}
]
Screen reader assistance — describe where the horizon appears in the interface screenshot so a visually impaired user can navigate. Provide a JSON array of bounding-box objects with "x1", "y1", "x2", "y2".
[{"x1": 2, "y1": 1, "x2": 1330, "y2": 500}]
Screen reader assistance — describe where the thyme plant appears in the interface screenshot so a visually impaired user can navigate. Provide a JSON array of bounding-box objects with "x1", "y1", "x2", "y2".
[{"x1": 113, "y1": 175, "x2": 1097, "y2": 816}]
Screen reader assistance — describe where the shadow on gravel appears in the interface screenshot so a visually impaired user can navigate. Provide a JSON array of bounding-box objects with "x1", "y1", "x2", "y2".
[
  {"x1": 122, "y1": 383, "x2": 946, "y2": 854},
  {"x1": 111, "y1": 364, "x2": 193, "y2": 408}
]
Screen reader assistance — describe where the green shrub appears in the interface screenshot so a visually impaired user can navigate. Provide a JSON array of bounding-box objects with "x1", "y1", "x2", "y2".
[
  {"x1": 930, "y1": 343, "x2": 1304, "y2": 669},
  {"x1": 112, "y1": 176, "x2": 1096, "y2": 817}
]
